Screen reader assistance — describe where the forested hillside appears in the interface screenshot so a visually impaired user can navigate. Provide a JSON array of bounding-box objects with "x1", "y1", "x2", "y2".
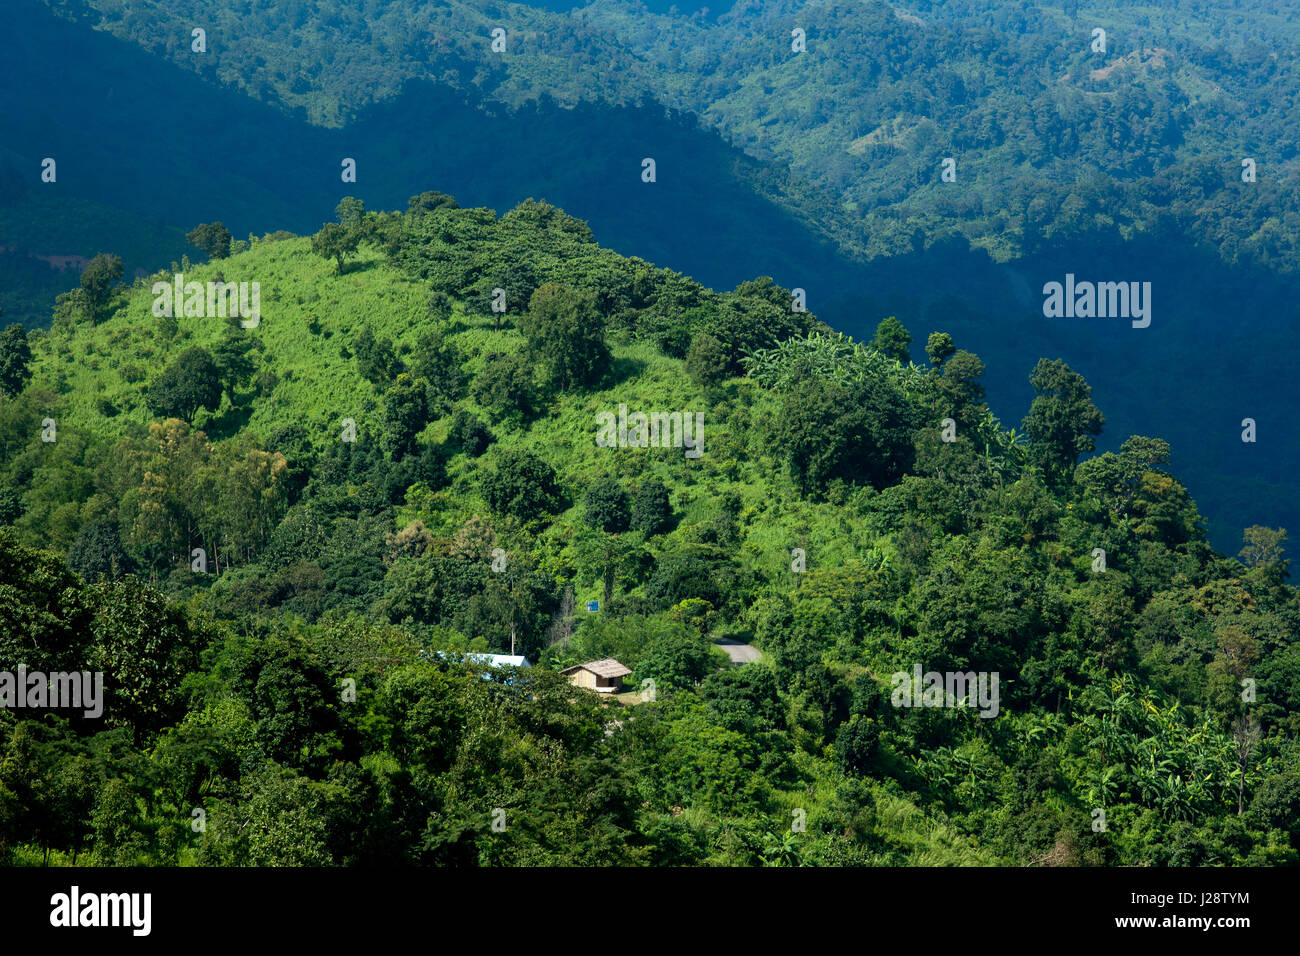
[
  {"x1": 1, "y1": 195, "x2": 1297, "y2": 866},
  {"x1": 6, "y1": 0, "x2": 1297, "y2": 548},
  {"x1": 65, "y1": 0, "x2": 1300, "y2": 268}
]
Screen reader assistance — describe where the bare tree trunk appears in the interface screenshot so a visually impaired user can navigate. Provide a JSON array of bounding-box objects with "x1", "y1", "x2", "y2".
[
  {"x1": 547, "y1": 587, "x2": 576, "y2": 648},
  {"x1": 1233, "y1": 716, "x2": 1260, "y2": 816}
]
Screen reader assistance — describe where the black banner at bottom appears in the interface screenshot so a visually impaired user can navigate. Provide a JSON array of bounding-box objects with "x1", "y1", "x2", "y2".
[{"x1": 0, "y1": 865, "x2": 1283, "y2": 942}]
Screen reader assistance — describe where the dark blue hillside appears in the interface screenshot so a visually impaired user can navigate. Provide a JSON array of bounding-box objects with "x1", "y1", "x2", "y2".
[{"x1": 0, "y1": 0, "x2": 1293, "y2": 551}]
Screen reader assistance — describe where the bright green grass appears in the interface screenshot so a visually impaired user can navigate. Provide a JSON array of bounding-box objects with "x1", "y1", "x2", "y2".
[{"x1": 27, "y1": 234, "x2": 894, "y2": 612}]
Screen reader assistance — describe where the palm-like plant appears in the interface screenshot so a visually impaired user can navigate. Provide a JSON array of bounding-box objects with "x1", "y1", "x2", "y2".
[
  {"x1": 744, "y1": 330, "x2": 931, "y2": 401},
  {"x1": 1085, "y1": 766, "x2": 1120, "y2": 806},
  {"x1": 759, "y1": 829, "x2": 803, "y2": 867}
]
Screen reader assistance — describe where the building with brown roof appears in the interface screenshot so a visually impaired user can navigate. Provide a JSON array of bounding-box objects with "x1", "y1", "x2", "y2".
[{"x1": 560, "y1": 658, "x2": 632, "y2": 694}]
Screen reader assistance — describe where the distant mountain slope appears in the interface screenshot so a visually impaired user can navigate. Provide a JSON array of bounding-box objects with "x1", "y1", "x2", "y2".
[
  {"x1": 1, "y1": 0, "x2": 855, "y2": 314},
  {"x1": 6, "y1": 0, "x2": 1299, "y2": 549},
  {"x1": 63, "y1": 0, "x2": 1300, "y2": 268}
]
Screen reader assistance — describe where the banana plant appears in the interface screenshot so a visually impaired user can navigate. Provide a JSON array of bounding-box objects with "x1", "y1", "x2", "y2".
[{"x1": 1085, "y1": 766, "x2": 1120, "y2": 806}]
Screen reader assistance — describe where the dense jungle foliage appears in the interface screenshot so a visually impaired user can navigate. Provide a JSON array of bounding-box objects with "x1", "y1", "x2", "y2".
[{"x1": 1, "y1": 195, "x2": 1297, "y2": 866}]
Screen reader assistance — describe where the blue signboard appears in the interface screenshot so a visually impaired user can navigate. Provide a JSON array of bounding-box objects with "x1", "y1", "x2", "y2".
[{"x1": 586, "y1": 601, "x2": 599, "y2": 612}]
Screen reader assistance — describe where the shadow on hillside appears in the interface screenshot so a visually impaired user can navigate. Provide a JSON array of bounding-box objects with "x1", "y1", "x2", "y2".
[
  {"x1": 820, "y1": 228, "x2": 1300, "y2": 551},
  {"x1": 203, "y1": 400, "x2": 255, "y2": 441},
  {"x1": 604, "y1": 355, "x2": 648, "y2": 389}
]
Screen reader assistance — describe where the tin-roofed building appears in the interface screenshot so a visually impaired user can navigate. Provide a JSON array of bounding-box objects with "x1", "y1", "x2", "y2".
[
  {"x1": 470, "y1": 653, "x2": 531, "y2": 668},
  {"x1": 420, "y1": 650, "x2": 532, "y2": 669}
]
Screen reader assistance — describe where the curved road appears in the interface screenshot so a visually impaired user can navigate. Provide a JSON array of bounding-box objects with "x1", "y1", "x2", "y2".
[{"x1": 713, "y1": 638, "x2": 761, "y2": 664}]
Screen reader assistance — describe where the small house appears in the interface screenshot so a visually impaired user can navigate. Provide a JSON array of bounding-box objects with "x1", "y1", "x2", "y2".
[{"x1": 561, "y1": 658, "x2": 632, "y2": 694}]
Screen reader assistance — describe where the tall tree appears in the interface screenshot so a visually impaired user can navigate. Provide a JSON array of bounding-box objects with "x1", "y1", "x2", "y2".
[
  {"x1": 925, "y1": 331, "x2": 956, "y2": 369},
  {"x1": 86, "y1": 577, "x2": 208, "y2": 734},
  {"x1": 335, "y1": 197, "x2": 365, "y2": 230},
  {"x1": 311, "y1": 222, "x2": 359, "y2": 275},
  {"x1": 631, "y1": 479, "x2": 673, "y2": 536},
  {"x1": 213, "y1": 318, "x2": 257, "y2": 405},
  {"x1": 870, "y1": 316, "x2": 912, "y2": 364},
  {"x1": 685, "y1": 333, "x2": 730, "y2": 390},
  {"x1": 1240, "y1": 525, "x2": 1288, "y2": 570},
  {"x1": 351, "y1": 325, "x2": 402, "y2": 387},
  {"x1": 489, "y1": 261, "x2": 537, "y2": 332},
  {"x1": 481, "y1": 450, "x2": 565, "y2": 525},
  {"x1": 410, "y1": 330, "x2": 466, "y2": 413},
  {"x1": 0, "y1": 320, "x2": 33, "y2": 398},
  {"x1": 584, "y1": 478, "x2": 631, "y2": 534},
  {"x1": 1075, "y1": 435, "x2": 1171, "y2": 521},
  {"x1": 408, "y1": 190, "x2": 459, "y2": 213},
  {"x1": 216, "y1": 446, "x2": 290, "y2": 564},
  {"x1": 80, "y1": 253, "x2": 123, "y2": 320},
  {"x1": 146, "y1": 347, "x2": 222, "y2": 422},
  {"x1": 381, "y1": 373, "x2": 430, "y2": 461},
  {"x1": 1021, "y1": 358, "x2": 1105, "y2": 486},
  {"x1": 935, "y1": 349, "x2": 987, "y2": 429},
  {"x1": 67, "y1": 517, "x2": 134, "y2": 582},
  {"x1": 775, "y1": 372, "x2": 921, "y2": 496},
  {"x1": 471, "y1": 351, "x2": 537, "y2": 424},
  {"x1": 519, "y1": 284, "x2": 610, "y2": 391},
  {"x1": 186, "y1": 222, "x2": 233, "y2": 260}
]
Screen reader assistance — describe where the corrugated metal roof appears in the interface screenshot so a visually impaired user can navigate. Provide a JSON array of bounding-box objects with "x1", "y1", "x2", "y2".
[
  {"x1": 478, "y1": 654, "x2": 531, "y2": 668},
  {"x1": 424, "y1": 650, "x2": 532, "y2": 668}
]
